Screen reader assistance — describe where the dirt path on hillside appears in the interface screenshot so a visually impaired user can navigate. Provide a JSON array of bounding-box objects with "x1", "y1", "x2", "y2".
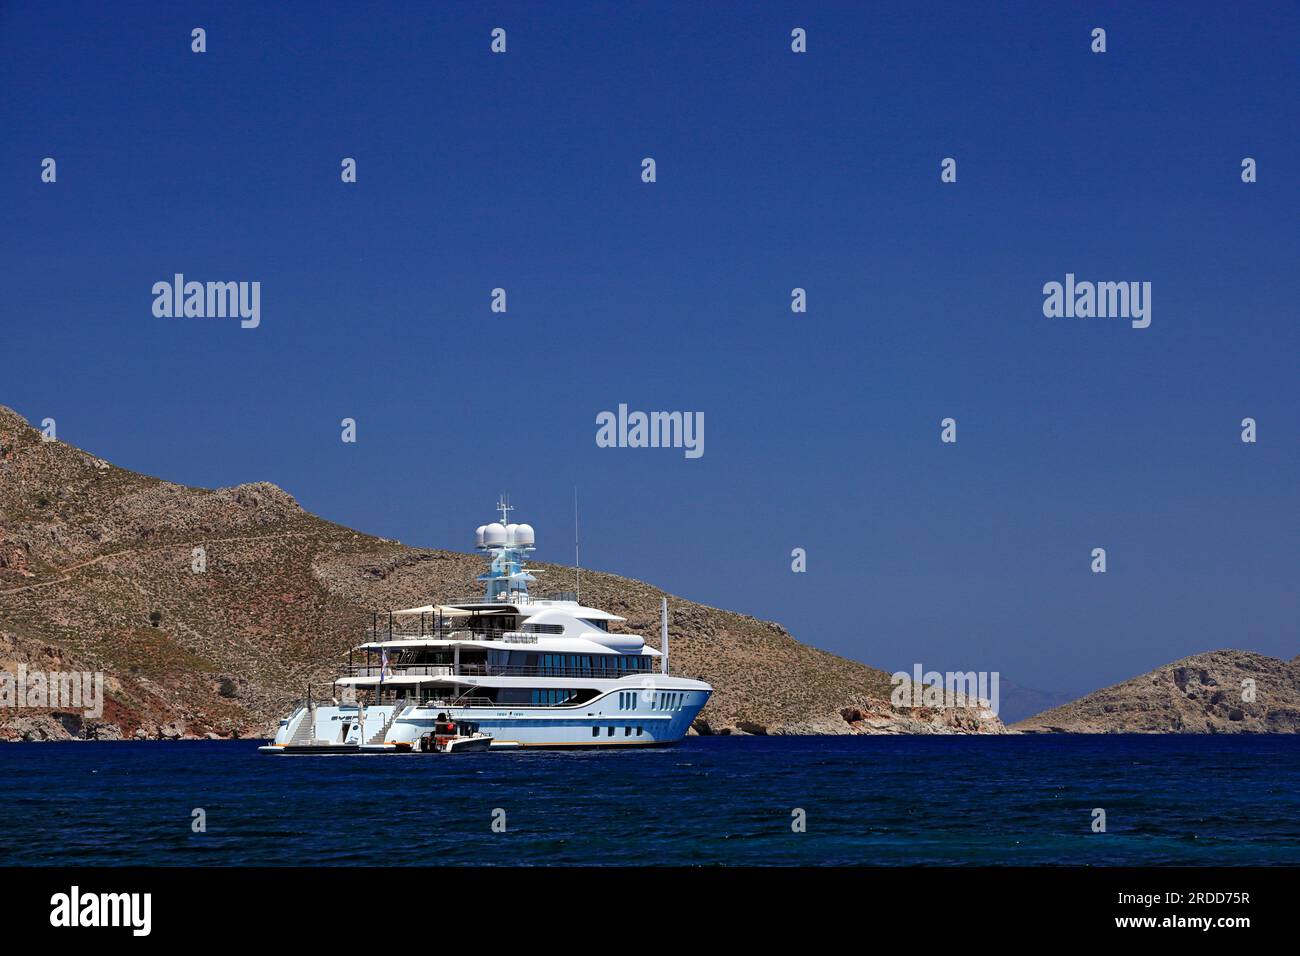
[{"x1": 0, "y1": 530, "x2": 325, "y2": 598}]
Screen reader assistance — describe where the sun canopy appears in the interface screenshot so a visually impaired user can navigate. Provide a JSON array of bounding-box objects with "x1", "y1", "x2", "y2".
[{"x1": 391, "y1": 605, "x2": 475, "y2": 617}]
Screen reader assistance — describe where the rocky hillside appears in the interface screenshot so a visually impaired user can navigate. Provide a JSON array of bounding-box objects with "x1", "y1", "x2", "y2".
[
  {"x1": 0, "y1": 405, "x2": 1004, "y2": 740},
  {"x1": 1014, "y1": 650, "x2": 1300, "y2": 733}
]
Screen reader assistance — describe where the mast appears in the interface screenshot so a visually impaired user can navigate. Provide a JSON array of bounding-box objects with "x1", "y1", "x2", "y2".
[
  {"x1": 661, "y1": 597, "x2": 669, "y2": 676},
  {"x1": 574, "y1": 486, "x2": 581, "y2": 603},
  {"x1": 476, "y1": 496, "x2": 536, "y2": 602}
]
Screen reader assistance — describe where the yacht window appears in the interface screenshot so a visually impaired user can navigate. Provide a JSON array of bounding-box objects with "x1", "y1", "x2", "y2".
[
  {"x1": 581, "y1": 618, "x2": 609, "y2": 632},
  {"x1": 607, "y1": 726, "x2": 614, "y2": 736},
  {"x1": 592, "y1": 727, "x2": 599, "y2": 737},
  {"x1": 636, "y1": 726, "x2": 643, "y2": 736},
  {"x1": 531, "y1": 688, "x2": 575, "y2": 706},
  {"x1": 624, "y1": 726, "x2": 631, "y2": 736}
]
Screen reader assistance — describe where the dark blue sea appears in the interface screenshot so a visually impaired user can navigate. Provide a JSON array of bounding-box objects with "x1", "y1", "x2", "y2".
[{"x1": 2, "y1": 736, "x2": 1298, "y2": 866}]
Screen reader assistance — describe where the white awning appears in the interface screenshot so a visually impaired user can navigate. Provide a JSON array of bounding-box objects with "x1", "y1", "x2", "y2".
[
  {"x1": 391, "y1": 605, "x2": 475, "y2": 617},
  {"x1": 336, "y1": 674, "x2": 460, "y2": 687}
]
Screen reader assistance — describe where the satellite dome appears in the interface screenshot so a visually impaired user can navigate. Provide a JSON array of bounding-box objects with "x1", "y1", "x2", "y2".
[
  {"x1": 475, "y1": 525, "x2": 487, "y2": 548},
  {"x1": 514, "y1": 523, "x2": 535, "y2": 547},
  {"x1": 483, "y1": 523, "x2": 507, "y2": 547},
  {"x1": 505, "y1": 523, "x2": 520, "y2": 546}
]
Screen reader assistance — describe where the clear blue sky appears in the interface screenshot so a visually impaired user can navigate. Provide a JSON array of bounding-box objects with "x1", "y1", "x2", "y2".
[{"x1": 3, "y1": 2, "x2": 1296, "y2": 696}]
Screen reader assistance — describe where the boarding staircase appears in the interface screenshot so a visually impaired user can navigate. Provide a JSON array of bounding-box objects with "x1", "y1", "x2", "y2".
[
  {"x1": 366, "y1": 707, "x2": 402, "y2": 746},
  {"x1": 288, "y1": 706, "x2": 316, "y2": 745}
]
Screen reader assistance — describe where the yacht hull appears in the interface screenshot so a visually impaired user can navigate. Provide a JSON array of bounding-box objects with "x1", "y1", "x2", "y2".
[{"x1": 266, "y1": 685, "x2": 711, "y2": 752}]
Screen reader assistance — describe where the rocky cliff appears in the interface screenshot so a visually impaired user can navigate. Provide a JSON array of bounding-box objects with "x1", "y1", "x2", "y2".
[
  {"x1": 0, "y1": 405, "x2": 1004, "y2": 740},
  {"x1": 1013, "y1": 650, "x2": 1300, "y2": 733}
]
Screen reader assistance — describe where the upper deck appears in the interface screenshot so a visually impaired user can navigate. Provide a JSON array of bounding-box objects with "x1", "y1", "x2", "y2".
[{"x1": 330, "y1": 500, "x2": 706, "y2": 700}]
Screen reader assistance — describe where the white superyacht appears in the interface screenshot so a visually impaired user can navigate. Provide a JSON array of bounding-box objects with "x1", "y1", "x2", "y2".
[{"x1": 262, "y1": 501, "x2": 712, "y2": 753}]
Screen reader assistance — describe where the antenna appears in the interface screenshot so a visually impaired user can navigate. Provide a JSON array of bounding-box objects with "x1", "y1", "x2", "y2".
[
  {"x1": 661, "y1": 597, "x2": 669, "y2": 676},
  {"x1": 573, "y1": 486, "x2": 581, "y2": 603},
  {"x1": 497, "y1": 493, "x2": 513, "y2": 526}
]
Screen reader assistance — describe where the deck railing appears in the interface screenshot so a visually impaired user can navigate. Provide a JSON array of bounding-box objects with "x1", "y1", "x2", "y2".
[
  {"x1": 340, "y1": 664, "x2": 454, "y2": 678},
  {"x1": 441, "y1": 590, "x2": 578, "y2": 606},
  {"x1": 341, "y1": 663, "x2": 655, "y2": 680},
  {"x1": 379, "y1": 696, "x2": 497, "y2": 710},
  {"x1": 476, "y1": 664, "x2": 654, "y2": 678},
  {"x1": 362, "y1": 626, "x2": 540, "y2": 645}
]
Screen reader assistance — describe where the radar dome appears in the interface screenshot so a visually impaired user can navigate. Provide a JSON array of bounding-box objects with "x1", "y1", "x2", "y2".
[
  {"x1": 505, "y1": 523, "x2": 520, "y2": 546},
  {"x1": 483, "y1": 523, "x2": 507, "y2": 547},
  {"x1": 514, "y1": 523, "x2": 535, "y2": 547},
  {"x1": 475, "y1": 525, "x2": 487, "y2": 548}
]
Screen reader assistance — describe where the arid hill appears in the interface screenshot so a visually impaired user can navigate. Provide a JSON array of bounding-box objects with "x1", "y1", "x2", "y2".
[
  {"x1": 0, "y1": 405, "x2": 1004, "y2": 740},
  {"x1": 1013, "y1": 650, "x2": 1300, "y2": 733}
]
